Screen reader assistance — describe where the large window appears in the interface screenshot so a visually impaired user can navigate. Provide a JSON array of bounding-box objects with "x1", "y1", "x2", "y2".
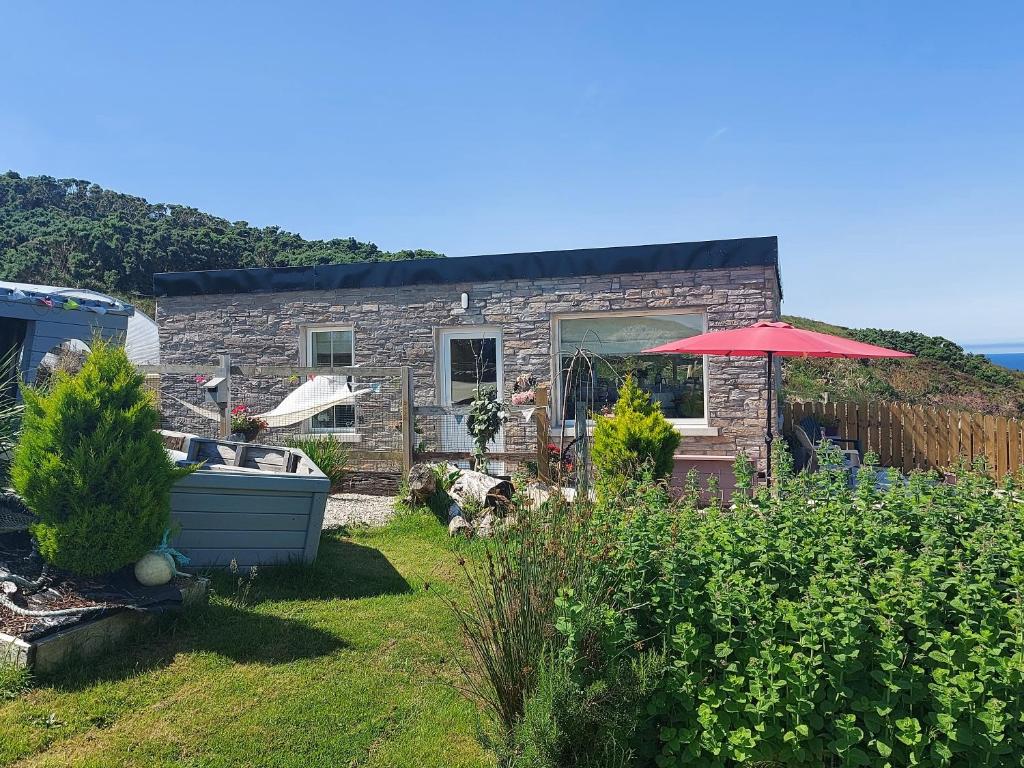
[
  {"x1": 307, "y1": 327, "x2": 355, "y2": 431},
  {"x1": 556, "y1": 311, "x2": 706, "y2": 422}
]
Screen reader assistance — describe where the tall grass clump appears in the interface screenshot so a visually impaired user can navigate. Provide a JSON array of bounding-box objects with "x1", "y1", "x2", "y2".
[
  {"x1": 0, "y1": 347, "x2": 24, "y2": 487},
  {"x1": 591, "y1": 375, "x2": 679, "y2": 499},
  {"x1": 11, "y1": 338, "x2": 191, "y2": 575},
  {"x1": 450, "y1": 494, "x2": 592, "y2": 738},
  {"x1": 551, "y1": 449, "x2": 1024, "y2": 767},
  {"x1": 287, "y1": 435, "x2": 349, "y2": 492},
  {"x1": 0, "y1": 662, "x2": 31, "y2": 701}
]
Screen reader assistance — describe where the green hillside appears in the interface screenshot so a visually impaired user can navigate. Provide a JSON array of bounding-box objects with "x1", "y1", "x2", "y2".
[
  {"x1": 783, "y1": 315, "x2": 1024, "y2": 417},
  {"x1": 0, "y1": 172, "x2": 442, "y2": 307},
  {"x1": 3, "y1": 172, "x2": 1019, "y2": 415}
]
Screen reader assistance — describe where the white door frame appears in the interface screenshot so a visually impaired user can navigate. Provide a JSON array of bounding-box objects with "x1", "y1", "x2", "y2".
[
  {"x1": 437, "y1": 328, "x2": 505, "y2": 461},
  {"x1": 438, "y1": 327, "x2": 504, "y2": 406}
]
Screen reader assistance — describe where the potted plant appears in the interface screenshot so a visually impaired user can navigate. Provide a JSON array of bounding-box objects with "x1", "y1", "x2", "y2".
[{"x1": 230, "y1": 404, "x2": 268, "y2": 442}]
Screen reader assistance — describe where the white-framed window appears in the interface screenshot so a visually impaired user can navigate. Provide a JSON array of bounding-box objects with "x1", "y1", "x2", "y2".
[
  {"x1": 306, "y1": 326, "x2": 356, "y2": 432},
  {"x1": 553, "y1": 309, "x2": 708, "y2": 427}
]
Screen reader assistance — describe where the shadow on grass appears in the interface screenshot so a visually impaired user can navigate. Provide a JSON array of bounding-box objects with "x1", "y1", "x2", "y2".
[
  {"x1": 214, "y1": 537, "x2": 412, "y2": 604},
  {"x1": 44, "y1": 602, "x2": 347, "y2": 692},
  {"x1": 38, "y1": 536, "x2": 410, "y2": 691}
]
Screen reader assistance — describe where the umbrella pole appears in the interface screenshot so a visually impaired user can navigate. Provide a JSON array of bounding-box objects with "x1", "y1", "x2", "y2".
[{"x1": 765, "y1": 351, "x2": 774, "y2": 483}]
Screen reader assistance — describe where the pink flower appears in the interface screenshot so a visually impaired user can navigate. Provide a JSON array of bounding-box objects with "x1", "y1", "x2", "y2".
[{"x1": 511, "y1": 390, "x2": 535, "y2": 406}]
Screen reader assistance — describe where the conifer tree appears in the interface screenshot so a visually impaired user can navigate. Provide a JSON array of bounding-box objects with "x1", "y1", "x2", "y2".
[
  {"x1": 12, "y1": 338, "x2": 190, "y2": 575},
  {"x1": 591, "y1": 375, "x2": 680, "y2": 499}
]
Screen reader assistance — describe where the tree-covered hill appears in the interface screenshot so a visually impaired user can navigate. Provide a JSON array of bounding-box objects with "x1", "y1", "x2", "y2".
[
  {"x1": 783, "y1": 315, "x2": 1024, "y2": 417},
  {"x1": 0, "y1": 172, "x2": 442, "y2": 303}
]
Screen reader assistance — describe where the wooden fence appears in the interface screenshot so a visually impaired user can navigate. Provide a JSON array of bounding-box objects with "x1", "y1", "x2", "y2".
[{"x1": 783, "y1": 399, "x2": 1024, "y2": 477}]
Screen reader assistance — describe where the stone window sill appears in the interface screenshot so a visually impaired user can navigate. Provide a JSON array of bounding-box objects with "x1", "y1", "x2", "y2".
[{"x1": 550, "y1": 424, "x2": 720, "y2": 438}]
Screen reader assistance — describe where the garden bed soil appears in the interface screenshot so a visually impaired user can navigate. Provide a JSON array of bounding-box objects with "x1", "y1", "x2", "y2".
[{"x1": 1, "y1": 531, "x2": 207, "y2": 672}]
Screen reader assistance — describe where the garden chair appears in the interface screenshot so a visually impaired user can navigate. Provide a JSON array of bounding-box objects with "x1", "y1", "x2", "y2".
[
  {"x1": 799, "y1": 415, "x2": 861, "y2": 454},
  {"x1": 793, "y1": 423, "x2": 861, "y2": 473}
]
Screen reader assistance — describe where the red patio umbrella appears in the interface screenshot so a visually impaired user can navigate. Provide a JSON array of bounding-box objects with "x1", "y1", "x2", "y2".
[{"x1": 643, "y1": 321, "x2": 913, "y2": 478}]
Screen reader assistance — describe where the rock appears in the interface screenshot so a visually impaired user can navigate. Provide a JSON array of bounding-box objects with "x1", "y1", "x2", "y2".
[
  {"x1": 474, "y1": 511, "x2": 497, "y2": 538},
  {"x1": 523, "y1": 481, "x2": 552, "y2": 510},
  {"x1": 450, "y1": 470, "x2": 514, "y2": 511},
  {"x1": 407, "y1": 463, "x2": 437, "y2": 504},
  {"x1": 447, "y1": 501, "x2": 463, "y2": 522},
  {"x1": 448, "y1": 515, "x2": 472, "y2": 537}
]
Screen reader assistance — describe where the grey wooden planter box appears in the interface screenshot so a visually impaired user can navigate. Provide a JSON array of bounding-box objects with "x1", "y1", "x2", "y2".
[{"x1": 167, "y1": 435, "x2": 330, "y2": 568}]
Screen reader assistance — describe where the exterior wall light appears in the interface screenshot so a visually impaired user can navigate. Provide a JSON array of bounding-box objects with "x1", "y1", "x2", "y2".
[{"x1": 460, "y1": 292, "x2": 469, "y2": 310}]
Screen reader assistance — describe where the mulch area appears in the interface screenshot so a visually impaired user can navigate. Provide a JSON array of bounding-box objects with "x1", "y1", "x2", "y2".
[{"x1": 1, "y1": 531, "x2": 190, "y2": 642}]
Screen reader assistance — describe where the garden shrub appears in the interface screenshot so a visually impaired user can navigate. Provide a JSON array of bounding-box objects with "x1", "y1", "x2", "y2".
[
  {"x1": 11, "y1": 338, "x2": 190, "y2": 575},
  {"x1": 558, "y1": 457, "x2": 1024, "y2": 767},
  {"x1": 451, "y1": 494, "x2": 592, "y2": 736},
  {"x1": 510, "y1": 594, "x2": 665, "y2": 768},
  {"x1": 591, "y1": 376, "x2": 680, "y2": 498},
  {"x1": 466, "y1": 385, "x2": 507, "y2": 473}
]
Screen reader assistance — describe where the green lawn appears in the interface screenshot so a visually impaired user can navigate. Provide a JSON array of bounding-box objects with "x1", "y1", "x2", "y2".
[{"x1": 0, "y1": 513, "x2": 493, "y2": 768}]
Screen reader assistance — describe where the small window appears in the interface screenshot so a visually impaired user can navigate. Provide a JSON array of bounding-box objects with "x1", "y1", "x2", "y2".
[
  {"x1": 556, "y1": 312, "x2": 707, "y2": 423},
  {"x1": 311, "y1": 329, "x2": 353, "y2": 367},
  {"x1": 307, "y1": 327, "x2": 355, "y2": 432}
]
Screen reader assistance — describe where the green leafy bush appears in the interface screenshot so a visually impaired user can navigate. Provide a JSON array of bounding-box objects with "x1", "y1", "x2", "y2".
[
  {"x1": 286, "y1": 435, "x2": 348, "y2": 492},
  {"x1": 511, "y1": 599, "x2": 665, "y2": 768},
  {"x1": 465, "y1": 385, "x2": 507, "y2": 473},
  {"x1": 558, "y1": 457, "x2": 1024, "y2": 767},
  {"x1": 591, "y1": 375, "x2": 680, "y2": 497},
  {"x1": 11, "y1": 338, "x2": 190, "y2": 575}
]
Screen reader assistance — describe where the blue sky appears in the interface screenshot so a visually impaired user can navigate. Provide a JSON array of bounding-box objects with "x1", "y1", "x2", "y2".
[{"x1": 3, "y1": 3, "x2": 1022, "y2": 346}]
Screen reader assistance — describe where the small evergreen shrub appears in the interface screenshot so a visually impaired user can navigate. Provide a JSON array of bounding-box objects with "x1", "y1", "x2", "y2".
[
  {"x1": 11, "y1": 338, "x2": 190, "y2": 575},
  {"x1": 511, "y1": 610, "x2": 665, "y2": 768},
  {"x1": 591, "y1": 376, "x2": 680, "y2": 497}
]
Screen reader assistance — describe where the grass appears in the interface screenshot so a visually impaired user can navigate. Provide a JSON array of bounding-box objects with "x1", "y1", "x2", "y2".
[{"x1": 0, "y1": 512, "x2": 493, "y2": 768}]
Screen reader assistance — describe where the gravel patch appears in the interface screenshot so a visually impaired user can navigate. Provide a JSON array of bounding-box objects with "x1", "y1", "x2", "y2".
[{"x1": 323, "y1": 493, "x2": 397, "y2": 529}]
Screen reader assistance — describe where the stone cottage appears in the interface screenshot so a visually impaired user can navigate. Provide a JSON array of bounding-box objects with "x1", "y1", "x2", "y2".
[{"x1": 154, "y1": 236, "x2": 782, "y2": 481}]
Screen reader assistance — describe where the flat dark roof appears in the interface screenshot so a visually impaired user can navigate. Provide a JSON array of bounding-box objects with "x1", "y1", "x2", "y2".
[{"x1": 153, "y1": 236, "x2": 780, "y2": 298}]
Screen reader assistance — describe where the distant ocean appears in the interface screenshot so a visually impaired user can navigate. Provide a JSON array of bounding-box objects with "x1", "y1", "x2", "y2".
[{"x1": 983, "y1": 353, "x2": 1024, "y2": 372}]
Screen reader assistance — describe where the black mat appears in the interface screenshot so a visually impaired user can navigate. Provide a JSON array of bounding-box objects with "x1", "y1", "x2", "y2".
[{"x1": 1, "y1": 531, "x2": 190, "y2": 641}]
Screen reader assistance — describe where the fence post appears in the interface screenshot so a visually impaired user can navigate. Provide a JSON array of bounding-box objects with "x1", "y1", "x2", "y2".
[
  {"x1": 218, "y1": 352, "x2": 232, "y2": 439},
  {"x1": 400, "y1": 366, "x2": 414, "y2": 475},
  {"x1": 535, "y1": 384, "x2": 551, "y2": 482}
]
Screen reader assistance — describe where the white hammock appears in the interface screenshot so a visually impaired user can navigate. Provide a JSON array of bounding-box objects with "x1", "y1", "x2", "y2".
[
  {"x1": 260, "y1": 377, "x2": 370, "y2": 428},
  {"x1": 169, "y1": 376, "x2": 369, "y2": 429}
]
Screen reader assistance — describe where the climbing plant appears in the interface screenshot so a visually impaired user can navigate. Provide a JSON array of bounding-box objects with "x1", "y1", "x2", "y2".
[{"x1": 466, "y1": 386, "x2": 507, "y2": 473}]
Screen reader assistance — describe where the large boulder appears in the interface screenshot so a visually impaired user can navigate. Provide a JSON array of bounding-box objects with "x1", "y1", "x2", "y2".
[{"x1": 449, "y1": 470, "x2": 513, "y2": 511}]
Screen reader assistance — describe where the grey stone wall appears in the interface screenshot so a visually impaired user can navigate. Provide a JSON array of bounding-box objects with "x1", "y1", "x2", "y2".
[{"x1": 157, "y1": 264, "x2": 781, "y2": 469}]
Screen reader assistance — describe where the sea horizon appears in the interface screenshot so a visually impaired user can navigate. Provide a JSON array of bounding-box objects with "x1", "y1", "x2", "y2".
[{"x1": 968, "y1": 351, "x2": 1024, "y2": 372}]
